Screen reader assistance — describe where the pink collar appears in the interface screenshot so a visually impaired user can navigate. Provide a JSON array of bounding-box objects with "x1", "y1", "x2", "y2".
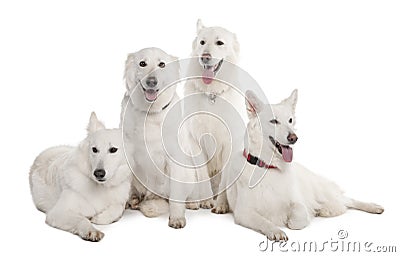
[{"x1": 243, "y1": 149, "x2": 277, "y2": 170}]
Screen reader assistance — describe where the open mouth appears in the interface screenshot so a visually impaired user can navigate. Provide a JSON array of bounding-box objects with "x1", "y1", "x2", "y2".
[
  {"x1": 200, "y1": 58, "x2": 223, "y2": 85},
  {"x1": 96, "y1": 178, "x2": 106, "y2": 183},
  {"x1": 140, "y1": 82, "x2": 159, "y2": 102},
  {"x1": 269, "y1": 136, "x2": 293, "y2": 163}
]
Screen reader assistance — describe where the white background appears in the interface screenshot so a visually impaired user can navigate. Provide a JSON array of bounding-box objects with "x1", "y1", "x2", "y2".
[{"x1": 0, "y1": 0, "x2": 399, "y2": 256}]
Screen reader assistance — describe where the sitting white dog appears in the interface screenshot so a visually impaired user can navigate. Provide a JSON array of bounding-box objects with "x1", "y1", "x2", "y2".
[
  {"x1": 216, "y1": 90, "x2": 384, "y2": 241},
  {"x1": 121, "y1": 47, "x2": 199, "y2": 228},
  {"x1": 29, "y1": 112, "x2": 132, "y2": 241},
  {"x1": 183, "y1": 20, "x2": 244, "y2": 204}
]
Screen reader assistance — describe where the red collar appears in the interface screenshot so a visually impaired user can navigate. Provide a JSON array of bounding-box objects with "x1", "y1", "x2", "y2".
[{"x1": 243, "y1": 149, "x2": 277, "y2": 169}]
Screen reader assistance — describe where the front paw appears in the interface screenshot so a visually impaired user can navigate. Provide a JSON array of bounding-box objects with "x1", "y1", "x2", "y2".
[
  {"x1": 266, "y1": 229, "x2": 288, "y2": 242},
  {"x1": 211, "y1": 203, "x2": 229, "y2": 214},
  {"x1": 168, "y1": 216, "x2": 186, "y2": 229},
  {"x1": 80, "y1": 230, "x2": 104, "y2": 242},
  {"x1": 125, "y1": 197, "x2": 140, "y2": 210},
  {"x1": 186, "y1": 202, "x2": 200, "y2": 210},
  {"x1": 200, "y1": 199, "x2": 214, "y2": 209}
]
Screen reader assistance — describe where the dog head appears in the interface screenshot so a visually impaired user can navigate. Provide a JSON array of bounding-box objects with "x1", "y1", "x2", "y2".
[
  {"x1": 125, "y1": 47, "x2": 179, "y2": 110},
  {"x1": 192, "y1": 19, "x2": 240, "y2": 86},
  {"x1": 245, "y1": 89, "x2": 298, "y2": 163},
  {"x1": 85, "y1": 112, "x2": 130, "y2": 185}
]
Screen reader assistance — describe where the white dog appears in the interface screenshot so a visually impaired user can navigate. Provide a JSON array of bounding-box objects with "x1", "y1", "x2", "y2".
[
  {"x1": 121, "y1": 47, "x2": 200, "y2": 228},
  {"x1": 29, "y1": 112, "x2": 132, "y2": 241},
  {"x1": 215, "y1": 90, "x2": 384, "y2": 241},
  {"x1": 183, "y1": 20, "x2": 244, "y2": 205}
]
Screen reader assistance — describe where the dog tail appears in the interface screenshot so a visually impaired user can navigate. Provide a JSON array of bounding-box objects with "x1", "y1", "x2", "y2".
[
  {"x1": 139, "y1": 199, "x2": 169, "y2": 218},
  {"x1": 345, "y1": 198, "x2": 384, "y2": 214}
]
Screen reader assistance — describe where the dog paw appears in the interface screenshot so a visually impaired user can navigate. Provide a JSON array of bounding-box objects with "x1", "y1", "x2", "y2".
[
  {"x1": 211, "y1": 204, "x2": 229, "y2": 214},
  {"x1": 370, "y1": 203, "x2": 384, "y2": 214},
  {"x1": 266, "y1": 229, "x2": 288, "y2": 242},
  {"x1": 185, "y1": 202, "x2": 200, "y2": 210},
  {"x1": 200, "y1": 199, "x2": 214, "y2": 209},
  {"x1": 81, "y1": 230, "x2": 104, "y2": 242},
  {"x1": 168, "y1": 217, "x2": 186, "y2": 229},
  {"x1": 125, "y1": 198, "x2": 140, "y2": 210}
]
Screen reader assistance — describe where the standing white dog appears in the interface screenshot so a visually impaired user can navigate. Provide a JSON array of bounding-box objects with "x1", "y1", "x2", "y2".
[
  {"x1": 183, "y1": 20, "x2": 244, "y2": 205},
  {"x1": 29, "y1": 112, "x2": 132, "y2": 241},
  {"x1": 121, "y1": 47, "x2": 199, "y2": 228},
  {"x1": 216, "y1": 90, "x2": 384, "y2": 241}
]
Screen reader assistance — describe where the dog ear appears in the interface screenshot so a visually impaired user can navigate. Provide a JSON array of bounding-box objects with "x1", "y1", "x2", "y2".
[
  {"x1": 87, "y1": 112, "x2": 106, "y2": 134},
  {"x1": 124, "y1": 53, "x2": 136, "y2": 93},
  {"x1": 245, "y1": 90, "x2": 264, "y2": 118},
  {"x1": 197, "y1": 19, "x2": 205, "y2": 34},
  {"x1": 280, "y1": 89, "x2": 298, "y2": 112}
]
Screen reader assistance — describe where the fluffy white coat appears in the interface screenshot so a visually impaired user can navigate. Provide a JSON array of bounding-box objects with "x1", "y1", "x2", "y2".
[
  {"x1": 215, "y1": 90, "x2": 384, "y2": 241},
  {"x1": 30, "y1": 113, "x2": 132, "y2": 241}
]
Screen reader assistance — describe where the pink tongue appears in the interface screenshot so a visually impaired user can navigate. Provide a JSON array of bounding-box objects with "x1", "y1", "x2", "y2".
[
  {"x1": 202, "y1": 69, "x2": 214, "y2": 84},
  {"x1": 281, "y1": 146, "x2": 293, "y2": 162},
  {"x1": 145, "y1": 90, "x2": 158, "y2": 101}
]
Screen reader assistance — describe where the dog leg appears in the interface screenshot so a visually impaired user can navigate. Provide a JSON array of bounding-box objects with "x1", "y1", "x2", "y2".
[
  {"x1": 212, "y1": 191, "x2": 229, "y2": 214},
  {"x1": 168, "y1": 201, "x2": 186, "y2": 229},
  {"x1": 196, "y1": 161, "x2": 215, "y2": 209},
  {"x1": 46, "y1": 203, "x2": 103, "y2": 242},
  {"x1": 168, "y1": 161, "x2": 193, "y2": 229},
  {"x1": 287, "y1": 202, "x2": 310, "y2": 230},
  {"x1": 91, "y1": 204, "x2": 125, "y2": 225},
  {"x1": 234, "y1": 207, "x2": 288, "y2": 242},
  {"x1": 345, "y1": 198, "x2": 384, "y2": 214},
  {"x1": 211, "y1": 158, "x2": 230, "y2": 214}
]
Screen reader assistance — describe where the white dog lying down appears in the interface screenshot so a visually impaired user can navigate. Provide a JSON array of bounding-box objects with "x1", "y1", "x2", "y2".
[
  {"x1": 215, "y1": 90, "x2": 384, "y2": 241},
  {"x1": 29, "y1": 113, "x2": 132, "y2": 241},
  {"x1": 121, "y1": 47, "x2": 200, "y2": 228}
]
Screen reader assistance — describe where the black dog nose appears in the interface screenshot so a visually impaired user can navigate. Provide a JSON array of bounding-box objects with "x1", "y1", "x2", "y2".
[
  {"x1": 287, "y1": 133, "x2": 298, "y2": 144},
  {"x1": 145, "y1": 76, "x2": 158, "y2": 87},
  {"x1": 201, "y1": 53, "x2": 212, "y2": 64},
  {"x1": 94, "y1": 169, "x2": 106, "y2": 179}
]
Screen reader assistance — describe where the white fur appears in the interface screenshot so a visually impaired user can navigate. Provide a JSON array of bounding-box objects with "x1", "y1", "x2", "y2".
[
  {"x1": 121, "y1": 47, "x2": 199, "y2": 228},
  {"x1": 29, "y1": 112, "x2": 132, "y2": 241},
  {"x1": 216, "y1": 90, "x2": 384, "y2": 241},
  {"x1": 183, "y1": 20, "x2": 244, "y2": 200}
]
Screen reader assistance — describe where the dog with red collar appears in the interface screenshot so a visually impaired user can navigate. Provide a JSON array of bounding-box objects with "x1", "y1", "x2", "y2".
[{"x1": 213, "y1": 89, "x2": 384, "y2": 242}]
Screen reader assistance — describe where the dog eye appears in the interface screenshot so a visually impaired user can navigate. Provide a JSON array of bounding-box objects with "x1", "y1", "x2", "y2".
[
  {"x1": 109, "y1": 147, "x2": 118, "y2": 153},
  {"x1": 270, "y1": 119, "x2": 279, "y2": 124},
  {"x1": 216, "y1": 40, "x2": 224, "y2": 46},
  {"x1": 139, "y1": 61, "x2": 147, "y2": 67},
  {"x1": 92, "y1": 147, "x2": 99, "y2": 153},
  {"x1": 200, "y1": 40, "x2": 205, "y2": 45},
  {"x1": 289, "y1": 118, "x2": 293, "y2": 123},
  {"x1": 158, "y1": 62, "x2": 165, "y2": 68}
]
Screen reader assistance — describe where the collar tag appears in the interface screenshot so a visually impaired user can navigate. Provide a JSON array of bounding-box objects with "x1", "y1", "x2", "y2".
[{"x1": 208, "y1": 93, "x2": 217, "y2": 104}]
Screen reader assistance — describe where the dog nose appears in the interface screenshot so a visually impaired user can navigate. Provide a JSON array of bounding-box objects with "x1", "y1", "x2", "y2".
[
  {"x1": 287, "y1": 133, "x2": 298, "y2": 144},
  {"x1": 94, "y1": 169, "x2": 106, "y2": 179},
  {"x1": 201, "y1": 53, "x2": 212, "y2": 64},
  {"x1": 145, "y1": 76, "x2": 158, "y2": 87}
]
